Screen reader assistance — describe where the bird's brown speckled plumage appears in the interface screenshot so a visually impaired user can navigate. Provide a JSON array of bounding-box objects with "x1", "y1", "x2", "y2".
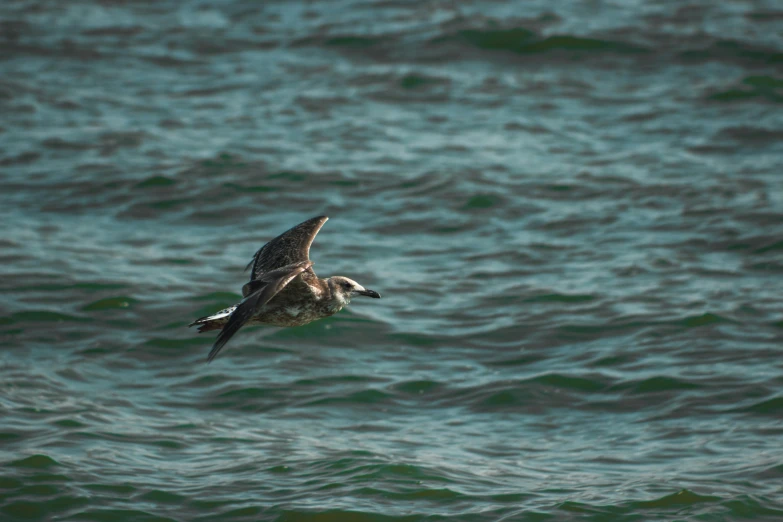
[{"x1": 189, "y1": 216, "x2": 380, "y2": 362}]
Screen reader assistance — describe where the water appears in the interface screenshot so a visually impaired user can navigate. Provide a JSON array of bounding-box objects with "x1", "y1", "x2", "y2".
[{"x1": 2, "y1": 0, "x2": 783, "y2": 520}]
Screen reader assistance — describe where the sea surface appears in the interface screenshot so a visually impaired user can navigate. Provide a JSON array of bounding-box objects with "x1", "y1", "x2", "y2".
[{"x1": 2, "y1": 1, "x2": 783, "y2": 521}]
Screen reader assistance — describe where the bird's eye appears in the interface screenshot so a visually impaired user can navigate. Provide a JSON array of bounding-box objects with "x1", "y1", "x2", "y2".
[{"x1": 342, "y1": 282, "x2": 352, "y2": 289}]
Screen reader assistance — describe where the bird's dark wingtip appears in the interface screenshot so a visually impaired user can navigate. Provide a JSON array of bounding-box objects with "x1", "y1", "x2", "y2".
[
  {"x1": 205, "y1": 329, "x2": 227, "y2": 363},
  {"x1": 206, "y1": 341, "x2": 224, "y2": 363}
]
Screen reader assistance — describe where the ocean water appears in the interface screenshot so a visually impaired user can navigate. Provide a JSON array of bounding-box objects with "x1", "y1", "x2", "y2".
[{"x1": 2, "y1": 0, "x2": 783, "y2": 520}]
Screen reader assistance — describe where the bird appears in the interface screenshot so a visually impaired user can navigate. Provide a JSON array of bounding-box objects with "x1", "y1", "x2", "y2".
[{"x1": 189, "y1": 216, "x2": 381, "y2": 362}]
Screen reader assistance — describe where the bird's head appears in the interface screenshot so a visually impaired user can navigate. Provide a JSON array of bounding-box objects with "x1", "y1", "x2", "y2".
[{"x1": 328, "y1": 276, "x2": 381, "y2": 306}]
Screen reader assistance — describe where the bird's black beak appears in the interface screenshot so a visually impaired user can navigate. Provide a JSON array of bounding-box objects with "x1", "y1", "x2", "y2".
[{"x1": 358, "y1": 289, "x2": 381, "y2": 298}]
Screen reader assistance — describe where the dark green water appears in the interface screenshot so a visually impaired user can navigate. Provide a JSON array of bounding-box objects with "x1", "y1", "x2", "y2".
[{"x1": 2, "y1": 1, "x2": 783, "y2": 521}]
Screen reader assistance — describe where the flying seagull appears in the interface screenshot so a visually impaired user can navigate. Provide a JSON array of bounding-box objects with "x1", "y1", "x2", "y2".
[{"x1": 189, "y1": 216, "x2": 381, "y2": 362}]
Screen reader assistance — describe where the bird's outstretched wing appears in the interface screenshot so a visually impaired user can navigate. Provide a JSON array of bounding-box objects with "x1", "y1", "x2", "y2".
[
  {"x1": 245, "y1": 216, "x2": 328, "y2": 280},
  {"x1": 207, "y1": 261, "x2": 312, "y2": 363}
]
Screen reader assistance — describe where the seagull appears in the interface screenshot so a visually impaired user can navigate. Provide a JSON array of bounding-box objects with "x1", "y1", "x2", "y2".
[{"x1": 189, "y1": 216, "x2": 381, "y2": 362}]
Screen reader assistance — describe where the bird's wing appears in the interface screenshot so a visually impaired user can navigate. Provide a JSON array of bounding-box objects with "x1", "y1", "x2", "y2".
[
  {"x1": 245, "y1": 216, "x2": 328, "y2": 280},
  {"x1": 207, "y1": 261, "x2": 312, "y2": 363}
]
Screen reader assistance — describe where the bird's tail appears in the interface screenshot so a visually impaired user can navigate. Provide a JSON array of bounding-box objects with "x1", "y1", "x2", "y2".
[{"x1": 188, "y1": 305, "x2": 237, "y2": 333}]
